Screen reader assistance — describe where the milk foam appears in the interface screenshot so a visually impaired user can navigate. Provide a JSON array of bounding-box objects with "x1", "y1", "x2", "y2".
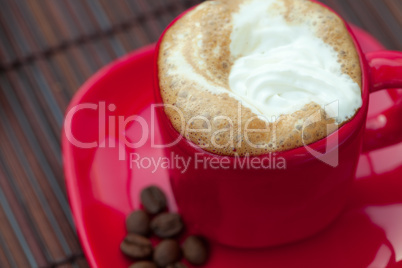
[
  {"x1": 228, "y1": 0, "x2": 362, "y2": 123},
  {"x1": 158, "y1": 0, "x2": 363, "y2": 156}
]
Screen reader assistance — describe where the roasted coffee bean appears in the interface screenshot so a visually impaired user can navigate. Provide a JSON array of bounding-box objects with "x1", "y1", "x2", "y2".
[
  {"x1": 126, "y1": 210, "x2": 150, "y2": 236},
  {"x1": 151, "y1": 213, "x2": 184, "y2": 238},
  {"x1": 129, "y1": 261, "x2": 157, "y2": 268},
  {"x1": 167, "y1": 262, "x2": 188, "y2": 268},
  {"x1": 120, "y1": 233, "x2": 153, "y2": 259},
  {"x1": 153, "y1": 239, "x2": 181, "y2": 267},
  {"x1": 182, "y1": 236, "x2": 209, "y2": 265},
  {"x1": 141, "y1": 186, "x2": 167, "y2": 214}
]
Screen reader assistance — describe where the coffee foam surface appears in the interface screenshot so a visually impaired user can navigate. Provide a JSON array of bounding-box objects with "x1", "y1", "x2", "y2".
[{"x1": 158, "y1": 0, "x2": 362, "y2": 156}]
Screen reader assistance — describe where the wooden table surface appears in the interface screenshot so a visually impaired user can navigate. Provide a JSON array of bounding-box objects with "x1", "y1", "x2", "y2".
[{"x1": 0, "y1": 0, "x2": 401, "y2": 267}]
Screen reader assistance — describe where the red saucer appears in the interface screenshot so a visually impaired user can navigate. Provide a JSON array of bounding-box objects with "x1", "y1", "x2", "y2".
[{"x1": 63, "y1": 26, "x2": 402, "y2": 268}]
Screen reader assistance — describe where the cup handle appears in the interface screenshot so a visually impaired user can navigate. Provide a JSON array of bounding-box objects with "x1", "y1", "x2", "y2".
[{"x1": 362, "y1": 51, "x2": 402, "y2": 152}]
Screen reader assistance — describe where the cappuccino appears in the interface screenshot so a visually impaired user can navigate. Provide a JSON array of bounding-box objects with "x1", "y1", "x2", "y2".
[{"x1": 158, "y1": 0, "x2": 362, "y2": 156}]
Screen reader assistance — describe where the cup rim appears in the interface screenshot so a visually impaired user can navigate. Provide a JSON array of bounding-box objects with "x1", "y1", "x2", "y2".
[{"x1": 153, "y1": 0, "x2": 370, "y2": 160}]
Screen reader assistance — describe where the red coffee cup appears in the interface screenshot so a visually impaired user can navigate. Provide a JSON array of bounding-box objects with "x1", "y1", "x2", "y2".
[{"x1": 153, "y1": 1, "x2": 402, "y2": 248}]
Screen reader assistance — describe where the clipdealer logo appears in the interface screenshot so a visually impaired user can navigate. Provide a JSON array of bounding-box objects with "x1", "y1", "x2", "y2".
[{"x1": 64, "y1": 100, "x2": 340, "y2": 168}]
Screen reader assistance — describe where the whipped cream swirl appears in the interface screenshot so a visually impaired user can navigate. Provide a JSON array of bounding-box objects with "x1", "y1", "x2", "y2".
[{"x1": 229, "y1": 0, "x2": 362, "y2": 123}]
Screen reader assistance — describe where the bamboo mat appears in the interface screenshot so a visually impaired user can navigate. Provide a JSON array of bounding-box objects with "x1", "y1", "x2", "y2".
[{"x1": 0, "y1": 0, "x2": 401, "y2": 267}]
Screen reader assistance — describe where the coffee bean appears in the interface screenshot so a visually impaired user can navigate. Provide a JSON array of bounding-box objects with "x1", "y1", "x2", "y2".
[
  {"x1": 167, "y1": 262, "x2": 188, "y2": 268},
  {"x1": 141, "y1": 186, "x2": 167, "y2": 214},
  {"x1": 129, "y1": 261, "x2": 157, "y2": 268},
  {"x1": 151, "y1": 213, "x2": 184, "y2": 238},
  {"x1": 120, "y1": 233, "x2": 153, "y2": 259},
  {"x1": 153, "y1": 239, "x2": 181, "y2": 267},
  {"x1": 182, "y1": 236, "x2": 209, "y2": 265},
  {"x1": 126, "y1": 210, "x2": 150, "y2": 236}
]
